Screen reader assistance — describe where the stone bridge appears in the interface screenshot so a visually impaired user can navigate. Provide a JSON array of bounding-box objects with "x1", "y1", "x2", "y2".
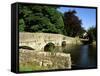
[{"x1": 19, "y1": 32, "x2": 82, "y2": 51}]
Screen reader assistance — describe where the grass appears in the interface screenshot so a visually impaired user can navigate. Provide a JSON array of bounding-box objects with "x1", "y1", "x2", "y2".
[{"x1": 19, "y1": 64, "x2": 48, "y2": 71}]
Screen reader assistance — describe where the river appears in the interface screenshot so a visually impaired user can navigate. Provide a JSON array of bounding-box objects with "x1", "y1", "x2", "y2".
[{"x1": 56, "y1": 44, "x2": 97, "y2": 69}]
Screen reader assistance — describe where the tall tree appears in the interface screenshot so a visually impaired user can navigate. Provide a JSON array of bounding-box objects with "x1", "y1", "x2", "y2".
[
  {"x1": 18, "y1": 4, "x2": 64, "y2": 34},
  {"x1": 64, "y1": 10, "x2": 82, "y2": 37}
]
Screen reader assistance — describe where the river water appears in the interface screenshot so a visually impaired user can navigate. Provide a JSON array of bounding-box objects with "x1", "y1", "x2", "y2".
[{"x1": 56, "y1": 44, "x2": 97, "y2": 69}]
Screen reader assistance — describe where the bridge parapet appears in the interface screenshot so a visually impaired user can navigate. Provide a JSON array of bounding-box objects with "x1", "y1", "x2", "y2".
[{"x1": 19, "y1": 32, "x2": 82, "y2": 50}]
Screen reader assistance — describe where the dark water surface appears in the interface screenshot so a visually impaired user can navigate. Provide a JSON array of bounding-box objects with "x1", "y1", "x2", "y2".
[{"x1": 57, "y1": 44, "x2": 97, "y2": 69}]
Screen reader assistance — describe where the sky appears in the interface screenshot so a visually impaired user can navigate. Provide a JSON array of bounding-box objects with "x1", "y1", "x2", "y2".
[{"x1": 57, "y1": 7, "x2": 96, "y2": 30}]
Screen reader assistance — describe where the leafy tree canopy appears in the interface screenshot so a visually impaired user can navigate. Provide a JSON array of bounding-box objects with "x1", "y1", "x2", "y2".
[
  {"x1": 64, "y1": 10, "x2": 83, "y2": 37},
  {"x1": 87, "y1": 26, "x2": 96, "y2": 40},
  {"x1": 19, "y1": 4, "x2": 64, "y2": 34}
]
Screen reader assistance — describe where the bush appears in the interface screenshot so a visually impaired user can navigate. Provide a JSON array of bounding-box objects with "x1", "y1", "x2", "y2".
[{"x1": 44, "y1": 43, "x2": 55, "y2": 52}]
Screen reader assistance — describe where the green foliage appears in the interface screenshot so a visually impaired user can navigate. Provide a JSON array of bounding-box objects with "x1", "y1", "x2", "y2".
[
  {"x1": 88, "y1": 26, "x2": 96, "y2": 40},
  {"x1": 44, "y1": 43, "x2": 55, "y2": 52},
  {"x1": 19, "y1": 63, "x2": 47, "y2": 71},
  {"x1": 18, "y1": 4, "x2": 64, "y2": 34},
  {"x1": 18, "y1": 4, "x2": 88, "y2": 37},
  {"x1": 79, "y1": 27, "x2": 86, "y2": 38},
  {"x1": 19, "y1": 19, "x2": 25, "y2": 32}
]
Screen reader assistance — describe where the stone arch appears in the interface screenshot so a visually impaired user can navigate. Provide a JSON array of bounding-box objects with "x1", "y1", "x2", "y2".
[
  {"x1": 19, "y1": 46, "x2": 35, "y2": 50},
  {"x1": 44, "y1": 42, "x2": 55, "y2": 52},
  {"x1": 62, "y1": 41, "x2": 67, "y2": 47}
]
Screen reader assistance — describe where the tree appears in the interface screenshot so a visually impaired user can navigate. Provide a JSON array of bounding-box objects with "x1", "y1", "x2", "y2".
[
  {"x1": 64, "y1": 10, "x2": 82, "y2": 37},
  {"x1": 79, "y1": 27, "x2": 86, "y2": 38},
  {"x1": 18, "y1": 4, "x2": 64, "y2": 34},
  {"x1": 88, "y1": 26, "x2": 96, "y2": 40}
]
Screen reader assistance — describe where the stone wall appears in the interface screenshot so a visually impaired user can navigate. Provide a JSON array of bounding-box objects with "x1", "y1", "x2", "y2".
[
  {"x1": 19, "y1": 32, "x2": 82, "y2": 51},
  {"x1": 19, "y1": 49, "x2": 71, "y2": 71}
]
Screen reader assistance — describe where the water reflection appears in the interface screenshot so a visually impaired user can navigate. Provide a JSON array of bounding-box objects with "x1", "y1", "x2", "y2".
[
  {"x1": 56, "y1": 44, "x2": 97, "y2": 69},
  {"x1": 80, "y1": 45, "x2": 89, "y2": 67}
]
